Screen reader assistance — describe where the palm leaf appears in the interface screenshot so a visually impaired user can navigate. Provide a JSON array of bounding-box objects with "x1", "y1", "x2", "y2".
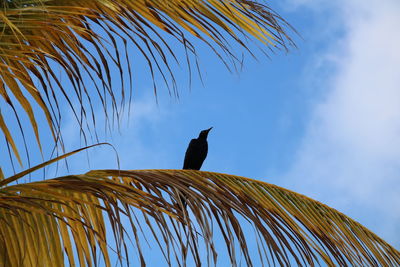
[
  {"x1": 1, "y1": 169, "x2": 398, "y2": 266},
  {"x1": 0, "y1": 0, "x2": 295, "y2": 166}
]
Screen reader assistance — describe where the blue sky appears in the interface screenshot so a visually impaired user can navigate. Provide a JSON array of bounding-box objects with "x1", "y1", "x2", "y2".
[{"x1": 1, "y1": 0, "x2": 400, "y2": 264}]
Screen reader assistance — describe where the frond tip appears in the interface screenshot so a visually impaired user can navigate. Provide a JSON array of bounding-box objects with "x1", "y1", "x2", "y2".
[{"x1": 1, "y1": 169, "x2": 399, "y2": 266}]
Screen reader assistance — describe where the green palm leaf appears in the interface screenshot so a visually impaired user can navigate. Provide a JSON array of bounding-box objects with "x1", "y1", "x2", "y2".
[
  {"x1": 1, "y1": 169, "x2": 399, "y2": 266},
  {"x1": 0, "y1": 0, "x2": 294, "y2": 165}
]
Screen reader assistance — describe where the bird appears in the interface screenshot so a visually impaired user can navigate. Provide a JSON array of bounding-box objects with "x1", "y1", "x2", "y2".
[
  {"x1": 179, "y1": 127, "x2": 212, "y2": 208},
  {"x1": 183, "y1": 127, "x2": 212, "y2": 170}
]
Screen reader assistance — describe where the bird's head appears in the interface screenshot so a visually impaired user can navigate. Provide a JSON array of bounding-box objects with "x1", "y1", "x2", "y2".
[{"x1": 198, "y1": 127, "x2": 213, "y2": 139}]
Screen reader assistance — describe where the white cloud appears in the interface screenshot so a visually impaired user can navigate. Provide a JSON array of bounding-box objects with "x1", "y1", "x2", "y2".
[{"x1": 282, "y1": 0, "x2": 400, "y2": 247}]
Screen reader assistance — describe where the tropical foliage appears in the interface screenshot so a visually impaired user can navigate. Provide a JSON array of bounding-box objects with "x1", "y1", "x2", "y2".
[
  {"x1": 0, "y1": 0, "x2": 294, "y2": 166},
  {"x1": 1, "y1": 0, "x2": 399, "y2": 266},
  {"x1": 2, "y1": 168, "x2": 400, "y2": 266}
]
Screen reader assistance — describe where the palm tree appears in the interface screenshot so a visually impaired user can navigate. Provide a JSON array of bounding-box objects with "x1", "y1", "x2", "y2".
[{"x1": 1, "y1": 0, "x2": 399, "y2": 266}]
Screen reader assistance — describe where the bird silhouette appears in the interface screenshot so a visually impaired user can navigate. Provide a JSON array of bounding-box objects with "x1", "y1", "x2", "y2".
[
  {"x1": 180, "y1": 127, "x2": 212, "y2": 208},
  {"x1": 183, "y1": 127, "x2": 212, "y2": 170}
]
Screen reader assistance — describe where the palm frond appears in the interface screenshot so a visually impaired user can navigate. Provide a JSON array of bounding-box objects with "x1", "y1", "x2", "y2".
[
  {"x1": 0, "y1": 0, "x2": 295, "y2": 166},
  {"x1": 1, "y1": 169, "x2": 398, "y2": 266}
]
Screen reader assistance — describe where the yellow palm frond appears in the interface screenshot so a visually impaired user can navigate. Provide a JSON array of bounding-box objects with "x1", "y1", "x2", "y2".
[
  {"x1": 1, "y1": 169, "x2": 399, "y2": 266},
  {"x1": 0, "y1": 0, "x2": 295, "y2": 166}
]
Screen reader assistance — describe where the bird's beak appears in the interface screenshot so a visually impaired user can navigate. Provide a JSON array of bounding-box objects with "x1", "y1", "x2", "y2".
[{"x1": 206, "y1": 127, "x2": 213, "y2": 133}]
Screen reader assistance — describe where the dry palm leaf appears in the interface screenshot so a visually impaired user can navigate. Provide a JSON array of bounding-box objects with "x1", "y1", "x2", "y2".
[
  {"x1": 0, "y1": 0, "x2": 295, "y2": 167},
  {"x1": 1, "y1": 169, "x2": 399, "y2": 266}
]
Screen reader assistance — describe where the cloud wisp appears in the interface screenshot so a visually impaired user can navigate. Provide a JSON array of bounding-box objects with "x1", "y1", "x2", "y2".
[{"x1": 283, "y1": 0, "x2": 400, "y2": 247}]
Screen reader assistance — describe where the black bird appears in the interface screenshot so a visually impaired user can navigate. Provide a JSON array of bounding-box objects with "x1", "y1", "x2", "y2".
[
  {"x1": 183, "y1": 127, "x2": 212, "y2": 170},
  {"x1": 180, "y1": 127, "x2": 212, "y2": 208}
]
